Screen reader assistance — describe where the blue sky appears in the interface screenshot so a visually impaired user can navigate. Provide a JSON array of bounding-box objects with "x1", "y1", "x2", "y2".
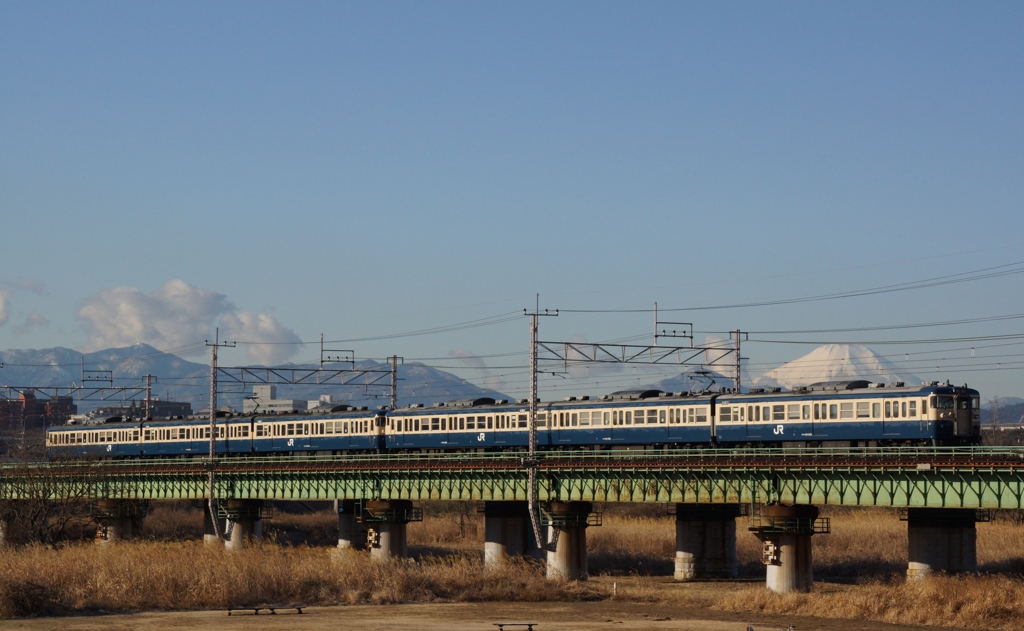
[{"x1": 1, "y1": 2, "x2": 1022, "y2": 400}]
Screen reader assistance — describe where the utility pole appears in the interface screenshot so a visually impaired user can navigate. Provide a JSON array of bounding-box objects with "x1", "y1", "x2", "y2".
[
  {"x1": 388, "y1": 356, "x2": 403, "y2": 410},
  {"x1": 524, "y1": 295, "x2": 557, "y2": 550},
  {"x1": 143, "y1": 375, "x2": 155, "y2": 420},
  {"x1": 733, "y1": 330, "x2": 743, "y2": 393},
  {"x1": 205, "y1": 329, "x2": 235, "y2": 540}
]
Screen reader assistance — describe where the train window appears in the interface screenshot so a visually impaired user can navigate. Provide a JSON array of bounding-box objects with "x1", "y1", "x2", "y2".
[
  {"x1": 872, "y1": 403, "x2": 880, "y2": 418},
  {"x1": 802, "y1": 405, "x2": 810, "y2": 420},
  {"x1": 519, "y1": 414, "x2": 527, "y2": 428},
  {"x1": 342, "y1": 422, "x2": 348, "y2": 434},
  {"x1": 601, "y1": 411, "x2": 608, "y2": 425},
  {"x1": 577, "y1": 412, "x2": 588, "y2": 426},
  {"x1": 486, "y1": 416, "x2": 492, "y2": 429},
  {"x1": 884, "y1": 401, "x2": 891, "y2": 417},
  {"x1": 761, "y1": 406, "x2": 770, "y2": 421},
  {"x1": 813, "y1": 404, "x2": 820, "y2": 420},
  {"x1": 646, "y1": 410, "x2": 657, "y2": 424},
  {"x1": 720, "y1": 407, "x2": 732, "y2": 423},
  {"x1": 902, "y1": 402, "x2": 908, "y2": 417},
  {"x1": 893, "y1": 402, "x2": 900, "y2": 418},
  {"x1": 933, "y1": 396, "x2": 954, "y2": 409},
  {"x1": 856, "y1": 402, "x2": 870, "y2": 418},
  {"x1": 430, "y1": 418, "x2": 438, "y2": 431},
  {"x1": 829, "y1": 404, "x2": 838, "y2": 420},
  {"x1": 840, "y1": 403, "x2": 853, "y2": 419},
  {"x1": 658, "y1": 410, "x2": 666, "y2": 424},
  {"x1": 772, "y1": 405, "x2": 785, "y2": 421},
  {"x1": 696, "y1": 408, "x2": 708, "y2": 423},
  {"x1": 285, "y1": 423, "x2": 294, "y2": 436},
  {"x1": 787, "y1": 404, "x2": 800, "y2": 420},
  {"x1": 909, "y1": 401, "x2": 917, "y2": 417},
  {"x1": 459, "y1": 417, "x2": 465, "y2": 430},
  {"x1": 625, "y1": 411, "x2": 632, "y2": 425}
]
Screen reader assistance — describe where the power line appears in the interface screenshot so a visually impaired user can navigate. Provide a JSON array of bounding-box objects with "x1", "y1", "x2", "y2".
[{"x1": 558, "y1": 259, "x2": 1024, "y2": 313}]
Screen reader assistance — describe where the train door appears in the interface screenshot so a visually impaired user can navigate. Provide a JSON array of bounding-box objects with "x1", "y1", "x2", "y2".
[
  {"x1": 556, "y1": 411, "x2": 573, "y2": 443},
  {"x1": 883, "y1": 399, "x2": 899, "y2": 435},
  {"x1": 667, "y1": 407, "x2": 685, "y2": 441},
  {"x1": 954, "y1": 396, "x2": 973, "y2": 439},
  {"x1": 745, "y1": 404, "x2": 764, "y2": 438}
]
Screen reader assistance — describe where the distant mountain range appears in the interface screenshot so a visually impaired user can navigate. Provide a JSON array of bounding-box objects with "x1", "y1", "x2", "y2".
[
  {"x1": 1, "y1": 342, "x2": 1015, "y2": 415},
  {"x1": 0, "y1": 344, "x2": 511, "y2": 412}
]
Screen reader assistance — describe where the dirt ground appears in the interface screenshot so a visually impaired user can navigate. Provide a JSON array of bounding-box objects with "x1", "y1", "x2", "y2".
[
  {"x1": 0, "y1": 601, "x2": 942, "y2": 631},
  {"x1": 0, "y1": 578, "x2": 941, "y2": 631}
]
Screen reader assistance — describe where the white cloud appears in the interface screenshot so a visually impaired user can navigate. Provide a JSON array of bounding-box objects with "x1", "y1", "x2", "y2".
[
  {"x1": 221, "y1": 312, "x2": 302, "y2": 365},
  {"x1": 449, "y1": 348, "x2": 506, "y2": 392},
  {"x1": 0, "y1": 290, "x2": 8, "y2": 327},
  {"x1": 77, "y1": 279, "x2": 300, "y2": 363},
  {"x1": 13, "y1": 312, "x2": 49, "y2": 335},
  {"x1": 702, "y1": 335, "x2": 736, "y2": 368},
  {"x1": 14, "y1": 278, "x2": 46, "y2": 295}
]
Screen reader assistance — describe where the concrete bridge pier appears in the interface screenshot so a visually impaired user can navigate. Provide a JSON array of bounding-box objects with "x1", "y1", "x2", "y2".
[
  {"x1": 545, "y1": 501, "x2": 596, "y2": 581},
  {"x1": 366, "y1": 500, "x2": 420, "y2": 562},
  {"x1": 673, "y1": 504, "x2": 741, "y2": 580},
  {"x1": 221, "y1": 500, "x2": 264, "y2": 551},
  {"x1": 484, "y1": 501, "x2": 536, "y2": 566},
  {"x1": 94, "y1": 500, "x2": 149, "y2": 544},
  {"x1": 335, "y1": 499, "x2": 368, "y2": 551},
  {"x1": 202, "y1": 506, "x2": 224, "y2": 545},
  {"x1": 906, "y1": 508, "x2": 979, "y2": 579},
  {"x1": 750, "y1": 504, "x2": 827, "y2": 593}
]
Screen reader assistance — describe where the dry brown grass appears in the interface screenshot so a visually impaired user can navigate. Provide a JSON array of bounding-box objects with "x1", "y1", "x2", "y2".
[
  {"x1": 7, "y1": 503, "x2": 1024, "y2": 629},
  {"x1": 0, "y1": 542, "x2": 598, "y2": 618},
  {"x1": 712, "y1": 576, "x2": 1024, "y2": 631}
]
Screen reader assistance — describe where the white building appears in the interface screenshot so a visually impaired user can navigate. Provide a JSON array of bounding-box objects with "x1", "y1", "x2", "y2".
[
  {"x1": 243, "y1": 385, "x2": 305, "y2": 414},
  {"x1": 307, "y1": 394, "x2": 341, "y2": 411}
]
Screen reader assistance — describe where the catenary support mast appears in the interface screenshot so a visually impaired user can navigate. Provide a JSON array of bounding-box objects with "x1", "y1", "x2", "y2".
[{"x1": 206, "y1": 329, "x2": 235, "y2": 541}]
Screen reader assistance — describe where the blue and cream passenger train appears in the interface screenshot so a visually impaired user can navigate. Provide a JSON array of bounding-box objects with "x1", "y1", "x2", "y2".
[{"x1": 45, "y1": 380, "x2": 981, "y2": 458}]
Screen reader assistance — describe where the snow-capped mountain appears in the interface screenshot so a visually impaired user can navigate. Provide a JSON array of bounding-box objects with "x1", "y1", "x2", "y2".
[{"x1": 753, "y1": 344, "x2": 920, "y2": 389}]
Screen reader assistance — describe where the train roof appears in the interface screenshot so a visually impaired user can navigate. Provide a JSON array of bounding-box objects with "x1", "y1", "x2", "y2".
[{"x1": 47, "y1": 407, "x2": 380, "y2": 432}]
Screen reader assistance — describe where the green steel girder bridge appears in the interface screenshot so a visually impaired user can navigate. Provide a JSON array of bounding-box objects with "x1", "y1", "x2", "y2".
[{"x1": 4, "y1": 447, "x2": 1024, "y2": 509}]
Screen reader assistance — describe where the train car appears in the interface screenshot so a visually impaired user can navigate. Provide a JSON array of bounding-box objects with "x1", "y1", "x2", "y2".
[
  {"x1": 45, "y1": 406, "x2": 385, "y2": 458},
  {"x1": 251, "y1": 407, "x2": 383, "y2": 453},
  {"x1": 384, "y1": 398, "x2": 528, "y2": 450},
  {"x1": 713, "y1": 380, "x2": 980, "y2": 447},
  {"x1": 382, "y1": 392, "x2": 717, "y2": 451},
  {"x1": 47, "y1": 420, "x2": 144, "y2": 458}
]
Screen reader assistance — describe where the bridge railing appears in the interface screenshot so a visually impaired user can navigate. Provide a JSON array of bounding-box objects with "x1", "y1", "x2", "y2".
[{"x1": 3, "y1": 445, "x2": 1024, "y2": 473}]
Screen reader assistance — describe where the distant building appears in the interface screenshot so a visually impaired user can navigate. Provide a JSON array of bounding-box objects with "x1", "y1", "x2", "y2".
[
  {"x1": 243, "y1": 385, "x2": 304, "y2": 414},
  {"x1": 307, "y1": 394, "x2": 343, "y2": 411},
  {"x1": 91, "y1": 399, "x2": 193, "y2": 420},
  {"x1": 0, "y1": 391, "x2": 77, "y2": 431}
]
